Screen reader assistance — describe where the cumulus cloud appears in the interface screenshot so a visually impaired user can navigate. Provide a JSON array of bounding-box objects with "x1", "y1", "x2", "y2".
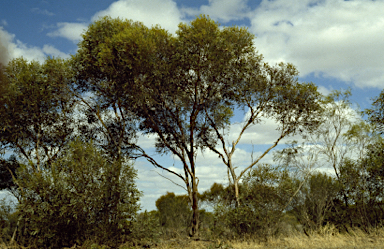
[
  {"x1": 181, "y1": 0, "x2": 250, "y2": 23},
  {"x1": 92, "y1": 0, "x2": 184, "y2": 34},
  {"x1": 47, "y1": 0, "x2": 185, "y2": 47},
  {"x1": 11, "y1": 41, "x2": 70, "y2": 62},
  {"x1": 47, "y1": 22, "x2": 88, "y2": 43},
  {"x1": 248, "y1": 0, "x2": 384, "y2": 88},
  {"x1": 0, "y1": 190, "x2": 17, "y2": 206},
  {"x1": 137, "y1": 156, "x2": 226, "y2": 211},
  {"x1": 0, "y1": 27, "x2": 69, "y2": 63},
  {"x1": 136, "y1": 142, "x2": 277, "y2": 210},
  {"x1": 317, "y1": 85, "x2": 333, "y2": 96},
  {"x1": 11, "y1": 40, "x2": 47, "y2": 62},
  {"x1": 0, "y1": 27, "x2": 12, "y2": 65},
  {"x1": 42, "y1": 44, "x2": 70, "y2": 58}
]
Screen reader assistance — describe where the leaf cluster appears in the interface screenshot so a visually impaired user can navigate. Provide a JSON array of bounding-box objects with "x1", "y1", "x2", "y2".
[
  {"x1": 15, "y1": 138, "x2": 140, "y2": 248},
  {"x1": 0, "y1": 58, "x2": 76, "y2": 168}
]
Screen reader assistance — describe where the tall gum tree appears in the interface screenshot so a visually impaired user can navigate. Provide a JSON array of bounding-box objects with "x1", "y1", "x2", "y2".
[
  {"x1": 0, "y1": 58, "x2": 76, "y2": 176},
  {"x1": 203, "y1": 61, "x2": 323, "y2": 207},
  {"x1": 73, "y1": 15, "x2": 319, "y2": 236},
  {"x1": 0, "y1": 57, "x2": 77, "y2": 242}
]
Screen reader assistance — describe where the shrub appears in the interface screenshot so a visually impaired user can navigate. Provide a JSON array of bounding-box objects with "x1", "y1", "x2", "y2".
[{"x1": 14, "y1": 138, "x2": 141, "y2": 248}]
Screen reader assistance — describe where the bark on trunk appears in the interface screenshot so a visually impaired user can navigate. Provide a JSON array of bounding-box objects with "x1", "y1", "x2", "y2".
[
  {"x1": 234, "y1": 179, "x2": 240, "y2": 207},
  {"x1": 190, "y1": 177, "x2": 199, "y2": 237}
]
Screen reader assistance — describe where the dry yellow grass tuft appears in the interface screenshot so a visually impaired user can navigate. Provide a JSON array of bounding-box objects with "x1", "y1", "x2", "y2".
[
  {"x1": 0, "y1": 239, "x2": 21, "y2": 249},
  {"x1": 2, "y1": 226, "x2": 384, "y2": 249},
  {"x1": 154, "y1": 226, "x2": 384, "y2": 249}
]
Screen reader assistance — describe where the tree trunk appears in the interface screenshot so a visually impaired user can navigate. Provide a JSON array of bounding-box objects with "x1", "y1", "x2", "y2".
[
  {"x1": 190, "y1": 176, "x2": 199, "y2": 237},
  {"x1": 234, "y1": 179, "x2": 240, "y2": 207}
]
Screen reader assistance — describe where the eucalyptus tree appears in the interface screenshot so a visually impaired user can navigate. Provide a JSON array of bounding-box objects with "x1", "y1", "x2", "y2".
[
  {"x1": 74, "y1": 15, "x2": 271, "y2": 236},
  {"x1": 0, "y1": 57, "x2": 79, "y2": 244},
  {"x1": 279, "y1": 90, "x2": 381, "y2": 229},
  {"x1": 0, "y1": 57, "x2": 76, "y2": 180},
  {"x1": 203, "y1": 62, "x2": 323, "y2": 206}
]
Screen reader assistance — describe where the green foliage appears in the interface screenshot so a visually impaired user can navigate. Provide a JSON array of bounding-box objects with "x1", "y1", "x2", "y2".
[
  {"x1": 0, "y1": 197, "x2": 17, "y2": 241},
  {"x1": 128, "y1": 210, "x2": 161, "y2": 247},
  {"x1": 291, "y1": 172, "x2": 341, "y2": 231},
  {"x1": 0, "y1": 63, "x2": 9, "y2": 121},
  {"x1": 153, "y1": 192, "x2": 215, "y2": 239},
  {"x1": 74, "y1": 14, "x2": 266, "y2": 236},
  {"x1": 203, "y1": 165, "x2": 297, "y2": 238},
  {"x1": 155, "y1": 192, "x2": 191, "y2": 236},
  {"x1": 14, "y1": 138, "x2": 140, "y2": 248},
  {"x1": 0, "y1": 57, "x2": 76, "y2": 171},
  {"x1": 365, "y1": 89, "x2": 384, "y2": 133},
  {"x1": 0, "y1": 156, "x2": 19, "y2": 191},
  {"x1": 233, "y1": 165, "x2": 296, "y2": 237},
  {"x1": 335, "y1": 139, "x2": 384, "y2": 230}
]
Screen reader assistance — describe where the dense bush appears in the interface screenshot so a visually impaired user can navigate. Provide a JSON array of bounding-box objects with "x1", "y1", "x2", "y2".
[
  {"x1": 291, "y1": 172, "x2": 341, "y2": 232},
  {"x1": 14, "y1": 138, "x2": 140, "y2": 248},
  {"x1": 156, "y1": 192, "x2": 191, "y2": 230},
  {"x1": 201, "y1": 164, "x2": 298, "y2": 238},
  {"x1": 0, "y1": 197, "x2": 17, "y2": 241}
]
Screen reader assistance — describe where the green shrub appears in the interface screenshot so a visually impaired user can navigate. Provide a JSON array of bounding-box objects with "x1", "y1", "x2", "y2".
[
  {"x1": 14, "y1": 138, "x2": 141, "y2": 248},
  {"x1": 205, "y1": 164, "x2": 297, "y2": 239}
]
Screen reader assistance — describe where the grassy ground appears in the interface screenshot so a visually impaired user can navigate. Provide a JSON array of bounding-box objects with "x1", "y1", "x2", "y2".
[
  {"x1": 152, "y1": 226, "x2": 384, "y2": 249},
  {"x1": 2, "y1": 226, "x2": 384, "y2": 248},
  {"x1": 152, "y1": 233, "x2": 384, "y2": 249}
]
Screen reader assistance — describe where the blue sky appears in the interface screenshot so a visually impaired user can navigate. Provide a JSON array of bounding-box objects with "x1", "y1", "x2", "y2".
[{"x1": 1, "y1": 0, "x2": 384, "y2": 210}]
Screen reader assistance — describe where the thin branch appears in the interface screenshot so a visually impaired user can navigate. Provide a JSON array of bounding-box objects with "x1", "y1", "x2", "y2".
[
  {"x1": 238, "y1": 131, "x2": 287, "y2": 181},
  {"x1": 280, "y1": 170, "x2": 311, "y2": 213},
  {"x1": 5, "y1": 165, "x2": 23, "y2": 191},
  {"x1": 153, "y1": 170, "x2": 187, "y2": 191},
  {"x1": 132, "y1": 147, "x2": 185, "y2": 181}
]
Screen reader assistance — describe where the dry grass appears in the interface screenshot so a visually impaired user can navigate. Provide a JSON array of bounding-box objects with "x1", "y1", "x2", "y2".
[
  {"x1": 154, "y1": 225, "x2": 384, "y2": 249},
  {"x1": 2, "y1": 226, "x2": 384, "y2": 249},
  {"x1": 0, "y1": 240, "x2": 20, "y2": 249}
]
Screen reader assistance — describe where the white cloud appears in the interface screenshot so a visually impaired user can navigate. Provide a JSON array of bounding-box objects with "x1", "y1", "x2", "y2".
[
  {"x1": 10, "y1": 40, "x2": 47, "y2": 62},
  {"x1": 317, "y1": 85, "x2": 333, "y2": 96},
  {"x1": 92, "y1": 0, "x2": 184, "y2": 34},
  {"x1": 0, "y1": 27, "x2": 12, "y2": 65},
  {"x1": 47, "y1": 0, "x2": 185, "y2": 47},
  {"x1": 181, "y1": 0, "x2": 250, "y2": 23},
  {"x1": 249, "y1": 0, "x2": 384, "y2": 88},
  {"x1": 0, "y1": 27, "x2": 69, "y2": 64},
  {"x1": 136, "y1": 133, "x2": 158, "y2": 149},
  {"x1": 47, "y1": 22, "x2": 88, "y2": 43},
  {"x1": 136, "y1": 160, "x2": 188, "y2": 210},
  {"x1": 45, "y1": 0, "x2": 384, "y2": 89},
  {"x1": 42, "y1": 44, "x2": 70, "y2": 58}
]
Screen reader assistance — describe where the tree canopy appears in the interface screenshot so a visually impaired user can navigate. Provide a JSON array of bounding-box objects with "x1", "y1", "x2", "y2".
[
  {"x1": 73, "y1": 15, "x2": 324, "y2": 237},
  {"x1": 0, "y1": 57, "x2": 76, "y2": 171}
]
